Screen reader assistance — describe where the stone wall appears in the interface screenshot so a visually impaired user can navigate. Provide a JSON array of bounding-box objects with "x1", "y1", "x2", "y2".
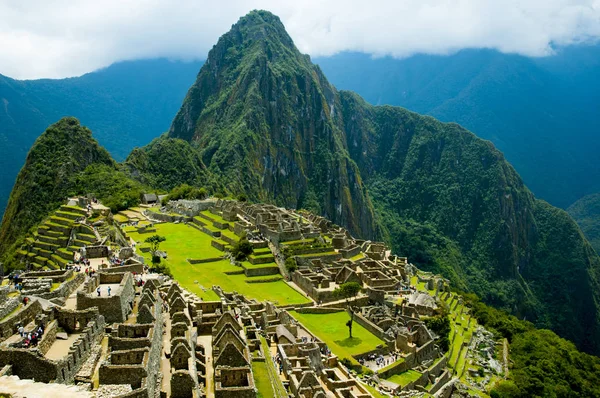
[
  {"x1": 77, "y1": 273, "x2": 135, "y2": 323},
  {"x1": 103, "y1": 263, "x2": 144, "y2": 275},
  {"x1": 37, "y1": 319, "x2": 58, "y2": 355},
  {"x1": 0, "y1": 297, "x2": 20, "y2": 320},
  {"x1": 37, "y1": 272, "x2": 85, "y2": 300},
  {"x1": 0, "y1": 311, "x2": 105, "y2": 383},
  {"x1": 243, "y1": 266, "x2": 279, "y2": 277},
  {"x1": 84, "y1": 245, "x2": 110, "y2": 258},
  {"x1": 0, "y1": 300, "x2": 43, "y2": 342}
]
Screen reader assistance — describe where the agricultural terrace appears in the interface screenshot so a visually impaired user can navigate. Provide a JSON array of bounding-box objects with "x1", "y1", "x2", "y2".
[
  {"x1": 124, "y1": 222, "x2": 310, "y2": 305},
  {"x1": 288, "y1": 310, "x2": 385, "y2": 364}
]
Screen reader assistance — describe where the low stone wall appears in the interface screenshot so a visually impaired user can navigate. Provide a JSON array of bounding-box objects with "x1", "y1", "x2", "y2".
[
  {"x1": 103, "y1": 263, "x2": 144, "y2": 275},
  {"x1": 248, "y1": 255, "x2": 275, "y2": 265},
  {"x1": 187, "y1": 257, "x2": 224, "y2": 264},
  {"x1": 350, "y1": 311, "x2": 391, "y2": 343},
  {"x1": 77, "y1": 273, "x2": 135, "y2": 323},
  {"x1": 429, "y1": 370, "x2": 451, "y2": 395},
  {"x1": 211, "y1": 240, "x2": 227, "y2": 251},
  {"x1": 0, "y1": 297, "x2": 20, "y2": 320},
  {"x1": 37, "y1": 319, "x2": 58, "y2": 355},
  {"x1": 340, "y1": 245, "x2": 362, "y2": 259},
  {"x1": 295, "y1": 307, "x2": 344, "y2": 314},
  {"x1": 294, "y1": 252, "x2": 342, "y2": 267},
  {"x1": 0, "y1": 300, "x2": 43, "y2": 342},
  {"x1": 0, "y1": 313, "x2": 105, "y2": 383},
  {"x1": 20, "y1": 269, "x2": 73, "y2": 283},
  {"x1": 243, "y1": 266, "x2": 280, "y2": 277},
  {"x1": 144, "y1": 210, "x2": 182, "y2": 223},
  {"x1": 38, "y1": 272, "x2": 85, "y2": 300},
  {"x1": 245, "y1": 277, "x2": 283, "y2": 284},
  {"x1": 284, "y1": 247, "x2": 333, "y2": 256}
]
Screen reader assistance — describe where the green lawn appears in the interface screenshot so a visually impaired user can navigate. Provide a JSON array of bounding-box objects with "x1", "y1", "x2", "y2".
[
  {"x1": 127, "y1": 222, "x2": 308, "y2": 305},
  {"x1": 386, "y1": 370, "x2": 422, "y2": 387},
  {"x1": 288, "y1": 311, "x2": 384, "y2": 363},
  {"x1": 252, "y1": 361, "x2": 275, "y2": 398}
]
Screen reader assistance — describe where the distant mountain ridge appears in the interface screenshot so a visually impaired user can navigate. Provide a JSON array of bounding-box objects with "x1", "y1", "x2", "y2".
[
  {"x1": 0, "y1": 58, "x2": 202, "y2": 218},
  {"x1": 315, "y1": 47, "x2": 600, "y2": 209}
]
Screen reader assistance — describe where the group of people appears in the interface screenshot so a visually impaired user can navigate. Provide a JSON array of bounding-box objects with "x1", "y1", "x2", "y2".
[
  {"x1": 16, "y1": 322, "x2": 45, "y2": 348},
  {"x1": 84, "y1": 267, "x2": 97, "y2": 278},
  {"x1": 96, "y1": 286, "x2": 112, "y2": 296},
  {"x1": 359, "y1": 352, "x2": 400, "y2": 368}
]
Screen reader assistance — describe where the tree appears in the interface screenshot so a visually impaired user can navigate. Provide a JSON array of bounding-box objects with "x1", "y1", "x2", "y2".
[
  {"x1": 145, "y1": 234, "x2": 166, "y2": 263},
  {"x1": 231, "y1": 238, "x2": 253, "y2": 261},
  {"x1": 285, "y1": 257, "x2": 297, "y2": 273},
  {"x1": 334, "y1": 282, "x2": 362, "y2": 338}
]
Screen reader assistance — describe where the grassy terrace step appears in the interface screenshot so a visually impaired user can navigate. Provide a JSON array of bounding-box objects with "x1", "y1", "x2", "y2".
[
  {"x1": 60, "y1": 205, "x2": 87, "y2": 215},
  {"x1": 77, "y1": 233, "x2": 96, "y2": 243},
  {"x1": 51, "y1": 254, "x2": 69, "y2": 267},
  {"x1": 71, "y1": 239, "x2": 88, "y2": 248},
  {"x1": 35, "y1": 241, "x2": 60, "y2": 251},
  {"x1": 50, "y1": 216, "x2": 74, "y2": 227},
  {"x1": 34, "y1": 256, "x2": 48, "y2": 265},
  {"x1": 47, "y1": 222, "x2": 72, "y2": 234},
  {"x1": 39, "y1": 228, "x2": 63, "y2": 238},
  {"x1": 36, "y1": 248, "x2": 53, "y2": 259},
  {"x1": 55, "y1": 210, "x2": 83, "y2": 220},
  {"x1": 37, "y1": 234, "x2": 61, "y2": 245},
  {"x1": 56, "y1": 248, "x2": 73, "y2": 261}
]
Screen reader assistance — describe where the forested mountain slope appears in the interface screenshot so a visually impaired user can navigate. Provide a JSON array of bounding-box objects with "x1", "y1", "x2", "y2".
[{"x1": 316, "y1": 48, "x2": 600, "y2": 209}]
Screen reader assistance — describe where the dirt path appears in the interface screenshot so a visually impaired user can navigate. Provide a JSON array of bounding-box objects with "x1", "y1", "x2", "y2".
[{"x1": 197, "y1": 335, "x2": 214, "y2": 398}]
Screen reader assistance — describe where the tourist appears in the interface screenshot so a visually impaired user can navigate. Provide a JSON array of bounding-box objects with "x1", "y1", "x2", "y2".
[
  {"x1": 97, "y1": 287, "x2": 101, "y2": 297},
  {"x1": 108, "y1": 286, "x2": 112, "y2": 296},
  {"x1": 17, "y1": 324, "x2": 24, "y2": 337}
]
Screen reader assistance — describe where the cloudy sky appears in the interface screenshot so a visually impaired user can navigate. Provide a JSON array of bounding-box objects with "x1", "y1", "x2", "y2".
[{"x1": 1, "y1": 0, "x2": 599, "y2": 79}]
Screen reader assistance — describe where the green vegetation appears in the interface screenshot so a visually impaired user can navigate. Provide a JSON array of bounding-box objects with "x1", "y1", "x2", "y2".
[
  {"x1": 162, "y1": 184, "x2": 208, "y2": 205},
  {"x1": 462, "y1": 294, "x2": 600, "y2": 397},
  {"x1": 289, "y1": 311, "x2": 384, "y2": 364},
  {"x1": 333, "y1": 282, "x2": 362, "y2": 338},
  {"x1": 252, "y1": 361, "x2": 275, "y2": 398},
  {"x1": 424, "y1": 312, "x2": 451, "y2": 352},
  {"x1": 0, "y1": 117, "x2": 115, "y2": 267},
  {"x1": 568, "y1": 192, "x2": 600, "y2": 253},
  {"x1": 126, "y1": 222, "x2": 308, "y2": 304},
  {"x1": 71, "y1": 163, "x2": 145, "y2": 212},
  {"x1": 231, "y1": 237, "x2": 254, "y2": 261},
  {"x1": 144, "y1": 234, "x2": 166, "y2": 261},
  {"x1": 386, "y1": 370, "x2": 422, "y2": 387}
]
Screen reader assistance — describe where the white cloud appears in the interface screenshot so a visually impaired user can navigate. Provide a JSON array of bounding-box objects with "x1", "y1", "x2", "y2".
[{"x1": 1, "y1": 0, "x2": 599, "y2": 79}]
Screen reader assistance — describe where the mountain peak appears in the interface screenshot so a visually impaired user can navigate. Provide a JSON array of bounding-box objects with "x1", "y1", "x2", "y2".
[{"x1": 226, "y1": 10, "x2": 293, "y2": 49}]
